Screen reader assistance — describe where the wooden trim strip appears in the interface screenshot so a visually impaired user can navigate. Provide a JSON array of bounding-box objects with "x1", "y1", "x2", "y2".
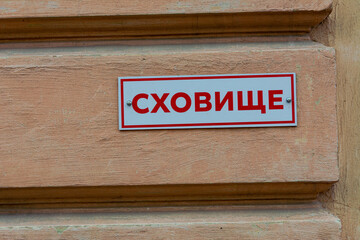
[
  {"x1": 0, "y1": 203, "x2": 341, "y2": 239},
  {"x1": 0, "y1": 0, "x2": 333, "y2": 18},
  {"x1": 0, "y1": 182, "x2": 334, "y2": 208},
  {"x1": 0, "y1": 11, "x2": 331, "y2": 42}
]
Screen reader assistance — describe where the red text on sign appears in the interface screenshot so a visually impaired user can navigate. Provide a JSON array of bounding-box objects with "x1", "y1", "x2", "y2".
[{"x1": 132, "y1": 90, "x2": 284, "y2": 114}]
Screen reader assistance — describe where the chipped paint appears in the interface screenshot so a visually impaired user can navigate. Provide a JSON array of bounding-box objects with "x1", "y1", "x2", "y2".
[
  {"x1": 0, "y1": 7, "x2": 17, "y2": 13},
  {"x1": 47, "y1": 1, "x2": 59, "y2": 9},
  {"x1": 295, "y1": 138, "x2": 308, "y2": 145},
  {"x1": 315, "y1": 96, "x2": 323, "y2": 105},
  {"x1": 54, "y1": 226, "x2": 69, "y2": 234}
]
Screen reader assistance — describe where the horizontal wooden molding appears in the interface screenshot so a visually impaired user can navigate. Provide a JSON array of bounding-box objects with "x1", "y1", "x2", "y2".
[
  {"x1": 0, "y1": 182, "x2": 334, "y2": 208},
  {"x1": 0, "y1": 203, "x2": 341, "y2": 239},
  {"x1": 0, "y1": 0, "x2": 333, "y2": 18},
  {"x1": 0, "y1": 0, "x2": 332, "y2": 42}
]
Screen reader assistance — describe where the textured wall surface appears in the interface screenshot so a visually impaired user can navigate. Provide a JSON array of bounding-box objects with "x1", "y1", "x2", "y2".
[
  {"x1": 0, "y1": 42, "x2": 337, "y2": 188},
  {"x1": 0, "y1": 0, "x2": 343, "y2": 238},
  {"x1": 0, "y1": 204, "x2": 341, "y2": 240},
  {"x1": 313, "y1": 0, "x2": 360, "y2": 239}
]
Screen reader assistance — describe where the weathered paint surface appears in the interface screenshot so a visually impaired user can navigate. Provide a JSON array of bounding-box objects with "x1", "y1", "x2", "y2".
[
  {"x1": 0, "y1": 41, "x2": 337, "y2": 188},
  {"x1": 0, "y1": 204, "x2": 341, "y2": 239},
  {"x1": 0, "y1": 0, "x2": 332, "y2": 18},
  {"x1": 312, "y1": 0, "x2": 360, "y2": 239}
]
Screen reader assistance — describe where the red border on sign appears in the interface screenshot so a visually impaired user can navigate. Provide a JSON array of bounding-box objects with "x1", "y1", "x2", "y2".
[{"x1": 120, "y1": 74, "x2": 296, "y2": 129}]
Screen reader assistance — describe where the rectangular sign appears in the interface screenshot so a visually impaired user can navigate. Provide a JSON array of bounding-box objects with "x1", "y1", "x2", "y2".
[{"x1": 118, "y1": 73, "x2": 296, "y2": 130}]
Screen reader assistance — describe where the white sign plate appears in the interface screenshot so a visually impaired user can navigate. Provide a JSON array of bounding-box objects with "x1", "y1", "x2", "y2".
[{"x1": 118, "y1": 73, "x2": 296, "y2": 130}]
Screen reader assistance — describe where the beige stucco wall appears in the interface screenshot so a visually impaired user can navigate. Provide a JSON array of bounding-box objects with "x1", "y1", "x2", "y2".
[
  {"x1": 313, "y1": 0, "x2": 360, "y2": 239},
  {"x1": 0, "y1": 0, "x2": 350, "y2": 238}
]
